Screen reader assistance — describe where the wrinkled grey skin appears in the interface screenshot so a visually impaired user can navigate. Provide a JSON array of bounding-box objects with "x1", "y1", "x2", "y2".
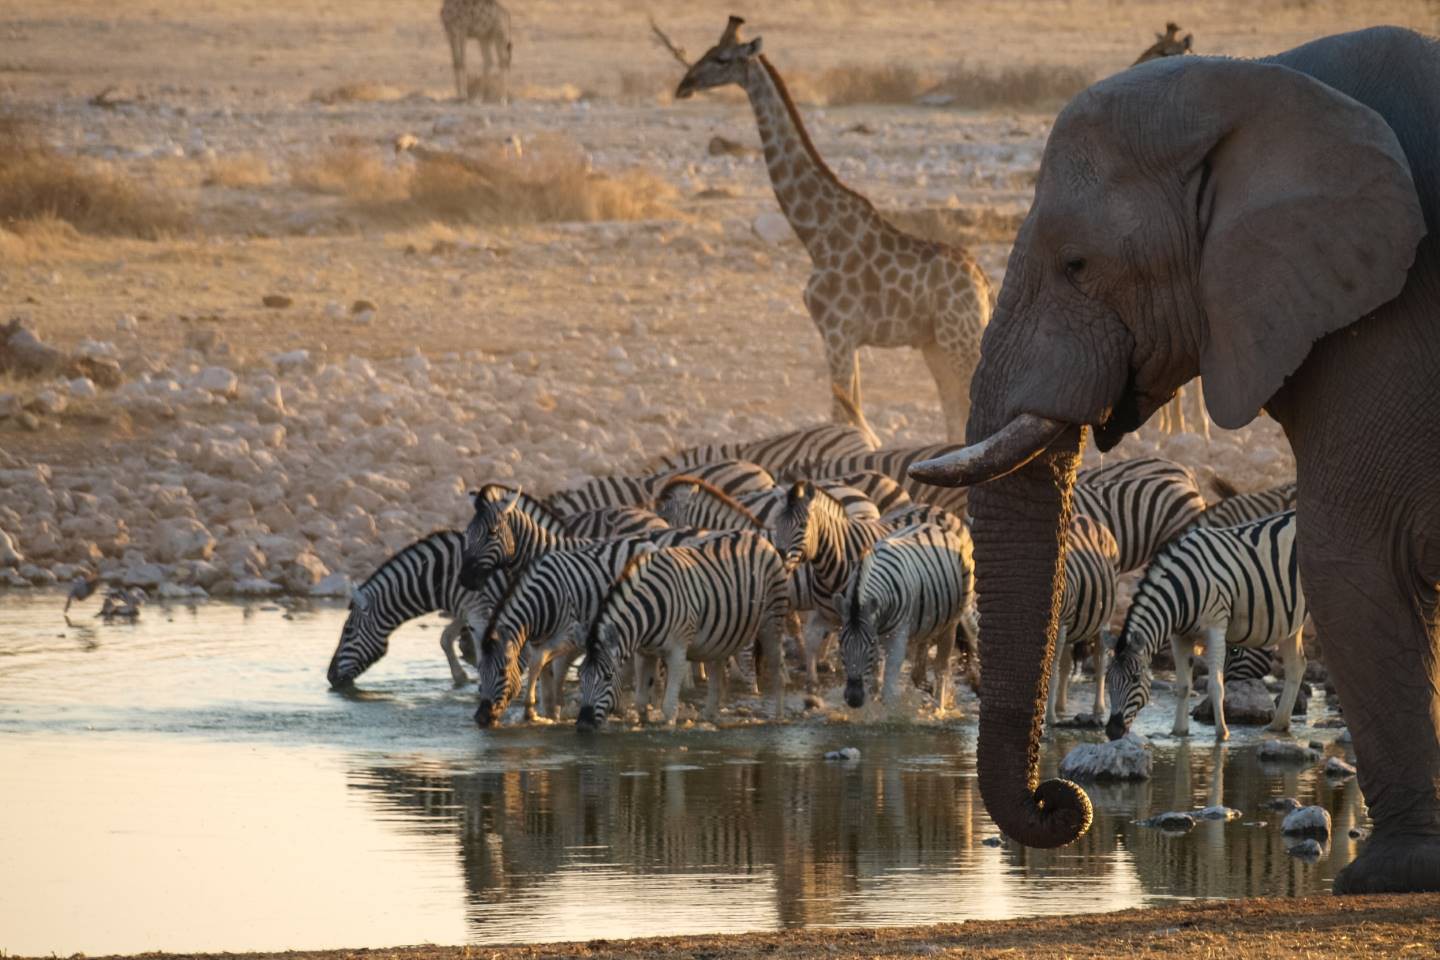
[{"x1": 921, "y1": 27, "x2": 1440, "y2": 893}]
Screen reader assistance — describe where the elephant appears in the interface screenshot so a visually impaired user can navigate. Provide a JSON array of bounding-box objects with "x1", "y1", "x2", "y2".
[{"x1": 910, "y1": 26, "x2": 1440, "y2": 894}]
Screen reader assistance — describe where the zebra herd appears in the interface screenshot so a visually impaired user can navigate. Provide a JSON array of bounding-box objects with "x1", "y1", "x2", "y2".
[{"x1": 325, "y1": 422, "x2": 1305, "y2": 740}]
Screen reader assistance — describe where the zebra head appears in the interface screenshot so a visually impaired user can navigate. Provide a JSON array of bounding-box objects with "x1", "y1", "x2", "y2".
[
  {"x1": 474, "y1": 623, "x2": 525, "y2": 727},
  {"x1": 840, "y1": 567, "x2": 881, "y2": 711},
  {"x1": 577, "y1": 622, "x2": 621, "y2": 730},
  {"x1": 1104, "y1": 631, "x2": 1151, "y2": 740},
  {"x1": 328, "y1": 586, "x2": 387, "y2": 688},
  {"x1": 775, "y1": 480, "x2": 819, "y2": 572},
  {"x1": 461, "y1": 487, "x2": 520, "y2": 591},
  {"x1": 654, "y1": 480, "x2": 698, "y2": 528}
]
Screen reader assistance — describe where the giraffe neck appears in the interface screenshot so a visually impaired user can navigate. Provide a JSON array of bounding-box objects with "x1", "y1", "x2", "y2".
[{"x1": 742, "y1": 56, "x2": 881, "y2": 257}]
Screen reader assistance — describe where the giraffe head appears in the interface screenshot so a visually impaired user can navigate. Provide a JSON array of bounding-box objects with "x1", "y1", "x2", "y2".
[{"x1": 674, "y1": 16, "x2": 763, "y2": 99}]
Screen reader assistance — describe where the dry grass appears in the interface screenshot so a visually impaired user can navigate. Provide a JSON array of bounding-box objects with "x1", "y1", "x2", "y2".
[
  {"x1": 818, "y1": 63, "x2": 925, "y2": 106},
  {"x1": 926, "y1": 59, "x2": 1095, "y2": 109},
  {"x1": 290, "y1": 136, "x2": 677, "y2": 226},
  {"x1": 203, "y1": 152, "x2": 273, "y2": 189},
  {"x1": 0, "y1": 113, "x2": 188, "y2": 239},
  {"x1": 310, "y1": 82, "x2": 408, "y2": 105}
]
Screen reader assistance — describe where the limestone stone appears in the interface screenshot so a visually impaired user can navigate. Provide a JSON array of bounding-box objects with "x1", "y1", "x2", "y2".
[
  {"x1": 1059, "y1": 733, "x2": 1153, "y2": 781},
  {"x1": 1190, "y1": 677, "x2": 1275, "y2": 725},
  {"x1": 153, "y1": 517, "x2": 216, "y2": 563},
  {"x1": 1281, "y1": 805, "x2": 1332, "y2": 838},
  {"x1": 0, "y1": 528, "x2": 25, "y2": 566},
  {"x1": 281, "y1": 551, "x2": 329, "y2": 592},
  {"x1": 1258, "y1": 739, "x2": 1322, "y2": 764}
]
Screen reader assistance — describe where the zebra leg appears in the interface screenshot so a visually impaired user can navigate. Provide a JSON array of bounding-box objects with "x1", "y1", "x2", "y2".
[
  {"x1": 1171, "y1": 635, "x2": 1195, "y2": 736},
  {"x1": 633, "y1": 655, "x2": 658, "y2": 724},
  {"x1": 704, "y1": 659, "x2": 724, "y2": 722},
  {"x1": 1204, "y1": 628, "x2": 1230, "y2": 741},
  {"x1": 1053, "y1": 629, "x2": 1073, "y2": 718},
  {"x1": 448, "y1": 31, "x2": 468, "y2": 101},
  {"x1": 1267, "y1": 629, "x2": 1307, "y2": 733},
  {"x1": 802, "y1": 613, "x2": 831, "y2": 691},
  {"x1": 522, "y1": 646, "x2": 552, "y2": 722},
  {"x1": 1045, "y1": 627, "x2": 1069, "y2": 727},
  {"x1": 440, "y1": 620, "x2": 469, "y2": 685},
  {"x1": 546, "y1": 648, "x2": 579, "y2": 720},
  {"x1": 931, "y1": 619, "x2": 958, "y2": 714},
  {"x1": 660, "y1": 646, "x2": 688, "y2": 726},
  {"x1": 909, "y1": 638, "x2": 930, "y2": 691},
  {"x1": 1091, "y1": 632, "x2": 1108, "y2": 719},
  {"x1": 881, "y1": 626, "x2": 909, "y2": 707},
  {"x1": 762, "y1": 620, "x2": 787, "y2": 721}
]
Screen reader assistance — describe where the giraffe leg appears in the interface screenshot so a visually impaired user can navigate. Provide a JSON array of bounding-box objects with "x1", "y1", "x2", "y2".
[
  {"x1": 812, "y1": 301, "x2": 877, "y2": 445},
  {"x1": 480, "y1": 42, "x2": 494, "y2": 103},
  {"x1": 921, "y1": 343, "x2": 971, "y2": 444},
  {"x1": 1190, "y1": 378, "x2": 1212, "y2": 442},
  {"x1": 448, "y1": 31, "x2": 468, "y2": 101}
]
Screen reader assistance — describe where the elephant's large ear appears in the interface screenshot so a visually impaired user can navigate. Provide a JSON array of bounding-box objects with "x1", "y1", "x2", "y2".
[{"x1": 1185, "y1": 60, "x2": 1424, "y2": 428}]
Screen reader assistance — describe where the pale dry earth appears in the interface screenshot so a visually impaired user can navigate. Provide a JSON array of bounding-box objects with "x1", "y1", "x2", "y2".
[
  {"x1": 6, "y1": 1, "x2": 1428, "y2": 594},
  {"x1": 27, "y1": 894, "x2": 1440, "y2": 960}
]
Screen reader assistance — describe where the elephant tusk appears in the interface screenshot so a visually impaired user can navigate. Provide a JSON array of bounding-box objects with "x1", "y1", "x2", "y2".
[{"x1": 908, "y1": 413, "x2": 1067, "y2": 487}]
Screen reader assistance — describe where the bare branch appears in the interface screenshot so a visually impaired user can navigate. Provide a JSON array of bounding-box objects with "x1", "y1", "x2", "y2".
[{"x1": 648, "y1": 16, "x2": 691, "y2": 68}]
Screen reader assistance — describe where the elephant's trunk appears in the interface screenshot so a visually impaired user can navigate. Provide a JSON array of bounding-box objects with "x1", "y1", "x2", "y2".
[{"x1": 933, "y1": 427, "x2": 1093, "y2": 848}]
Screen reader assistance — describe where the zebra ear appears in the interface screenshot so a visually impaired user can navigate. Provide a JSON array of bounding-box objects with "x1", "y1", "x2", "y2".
[{"x1": 501, "y1": 487, "x2": 523, "y2": 514}]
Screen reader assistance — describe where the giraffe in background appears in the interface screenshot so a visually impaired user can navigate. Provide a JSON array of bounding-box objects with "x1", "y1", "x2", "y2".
[
  {"x1": 441, "y1": 0, "x2": 512, "y2": 103},
  {"x1": 675, "y1": 17, "x2": 991, "y2": 445}
]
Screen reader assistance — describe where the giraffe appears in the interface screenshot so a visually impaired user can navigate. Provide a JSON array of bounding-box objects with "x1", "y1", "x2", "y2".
[
  {"x1": 675, "y1": 17, "x2": 991, "y2": 444},
  {"x1": 1133, "y1": 22, "x2": 1194, "y2": 65},
  {"x1": 440, "y1": 0, "x2": 512, "y2": 103}
]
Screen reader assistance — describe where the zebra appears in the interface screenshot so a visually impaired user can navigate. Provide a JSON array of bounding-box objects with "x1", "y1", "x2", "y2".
[
  {"x1": 460, "y1": 486, "x2": 591, "y2": 591},
  {"x1": 879, "y1": 502, "x2": 966, "y2": 535},
  {"x1": 1196, "y1": 478, "x2": 1297, "y2": 528},
  {"x1": 1104, "y1": 509, "x2": 1307, "y2": 742},
  {"x1": 1078, "y1": 455, "x2": 1195, "y2": 484},
  {"x1": 649, "y1": 423, "x2": 878, "y2": 475},
  {"x1": 560, "y1": 505, "x2": 669, "y2": 539},
  {"x1": 1071, "y1": 463, "x2": 1207, "y2": 573},
  {"x1": 544, "y1": 458, "x2": 775, "y2": 517},
  {"x1": 1046, "y1": 515, "x2": 1119, "y2": 726},
  {"x1": 837, "y1": 521, "x2": 976, "y2": 713},
  {"x1": 653, "y1": 475, "x2": 880, "y2": 531},
  {"x1": 576, "y1": 531, "x2": 790, "y2": 726},
  {"x1": 328, "y1": 530, "x2": 503, "y2": 688},
  {"x1": 474, "y1": 531, "x2": 689, "y2": 726},
  {"x1": 802, "y1": 444, "x2": 970, "y2": 518}
]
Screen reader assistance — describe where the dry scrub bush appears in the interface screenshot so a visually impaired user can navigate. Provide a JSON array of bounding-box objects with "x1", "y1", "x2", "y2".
[
  {"x1": 311, "y1": 83, "x2": 407, "y2": 105},
  {"x1": 288, "y1": 146, "x2": 408, "y2": 201},
  {"x1": 927, "y1": 60, "x2": 1093, "y2": 109},
  {"x1": 203, "y1": 152, "x2": 273, "y2": 188},
  {"x1": 818, "y1": 64, "x2": 923, "y2": 106},
  {"x1": 407, "y1": 136, "x2": 677, "y2": 225},
  {"x1": 0, "y1": 114, "x2": 187, "y2": 239}
]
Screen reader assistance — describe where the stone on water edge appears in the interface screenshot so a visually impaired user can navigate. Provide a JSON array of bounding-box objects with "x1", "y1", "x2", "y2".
[
  {"x1": 196, "y1": 366, "x2": 239, "y2": 398},
  {"x1": 153, "y1": 517, "x2": 216, "y2": 564},
  {"x1": 1324, "y1": 756, "x2": 1357, "y2": 778},
  {"x1": 1194, "y1": 805, "x2": 1243, "y2": 821},
  {"x1": 1139, "y1": 812, "x2": 1196, "y2": 833},
  {"x1": 1281, "y1": 805, "x2": 1332, "y2": 838},
  {"x1": 233, "y1": 577, "x2": 282, "y2": 596},
  {"x1": 0, "y1": 528, "x2": 23, "y2": 566},
  {"x1": 1257, "y1": 738, "x2": 1321, "y2": 763},
  {"x1": 1287, "y1": 838, "x2": 1325, "y2": 861},
  {"x1": 1059, "y1": 732, "x2": 1153, "y2": 781},
  {"x1": 1267, "y1": 797, "x2": 1303, "y2": 813},
  {"x1": 1190, "y1": 677, "x2": 1274, "y2": 725},
  {"x1": 824, "y1": 747, "x2": 861, "y2": 761}
]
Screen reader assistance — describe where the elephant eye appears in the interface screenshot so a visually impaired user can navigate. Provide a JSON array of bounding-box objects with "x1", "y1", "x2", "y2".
[{"x1": 1065, "y1": 257, "x2": 1087, "y2": 278}]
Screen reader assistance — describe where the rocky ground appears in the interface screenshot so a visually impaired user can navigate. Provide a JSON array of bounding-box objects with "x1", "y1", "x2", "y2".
[
  {"x1": 0, "y1": 0, "x2": 1433, "y2": 601},
  {"x1": 44, "y1": 894, "x2": 1440, "y2": 960}
]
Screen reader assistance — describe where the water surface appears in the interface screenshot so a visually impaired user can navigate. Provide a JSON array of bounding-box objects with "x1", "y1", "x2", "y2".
[{"x1": 0, "y1": 594, "x2": 1363, "y2": 955}]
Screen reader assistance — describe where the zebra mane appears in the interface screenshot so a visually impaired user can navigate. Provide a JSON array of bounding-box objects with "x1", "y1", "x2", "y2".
[
  {"x1": 1112, "y1": 551, "x2": 1174, "y2": 661},
  {"x1": 588, "y1": 546, "x2": 659, "y2": 654},
  {"x1": 356, "y1": 529, "x2": 462, "y2": 592},
  {"x1": 1210, "y1": 474, "x2": 1241, "y2": 500},
  {"x1": 848, "y1": 549, "x2": 876, "y2": 622},
  {"x1": 656, "y1": 474, "x2": 765, "y2": 528}
]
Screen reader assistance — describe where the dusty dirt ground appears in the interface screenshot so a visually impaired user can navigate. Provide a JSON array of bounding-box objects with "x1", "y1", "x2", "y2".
[{"x1": 43, "y1": 894, "x2": 1440, "y2": 960}]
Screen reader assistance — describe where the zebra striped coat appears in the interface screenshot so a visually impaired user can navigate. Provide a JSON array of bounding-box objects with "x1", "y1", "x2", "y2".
[
  {"x1": 577, "y1": 531, "x2": 790, "y2": 726},
  {"x1": 1047, "y1": 515, "x2": 1119, "y2": 726},
  {"x1": 650, "y1": 423, "x2": 877, "y2": 475},
  {"x1": 545, "y1": 459, "x2": 775, "y2": 517},
  {"x1": 560, "y1": 506, "x2": 669, "y2": 539},
  {"x1": 1196, "y1": 480, "x2": 1297, "y2": 528},
  {"x1": 1104, "y1": 509, "x2": 1307, "y2": 741},
  {"x1": 328, "y1": 530, "x2": 503, "y2": 687},
  {"x1": 1071, "y1": 463, "x2": 1207, "y2": 573},
  {"x1": 474, "y1": 531, "x2": 695, "y2": 726},
  {"x1": 837, "y1": 522, "x2": 976, "y2": 713},
  {"x1": 461, "y1": 486, "x2": 580, "y2": 590},
  {"x1": 806, "y1": 444, "x2": 969, "y2": 518}
]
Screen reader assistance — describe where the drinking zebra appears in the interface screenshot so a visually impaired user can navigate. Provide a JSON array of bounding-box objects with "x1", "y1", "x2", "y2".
[
  {"x1": 837, "y1": 521, "x2": 976, "y2": 713},
  {"x1": 650, "y1": 423, "x2": 877, "y2": 475},
  {"x1": 1104, "y1": 509, "x2": 1307, "y2": 741},
  {"x1": 1196, "y1": 478, "x2": 1297, "y2": 528},
  {"x1": 576, "y1": 531, "x2": 790, "y2": 727},
  {"x1": 327, "y1": 530, "x2": 500, "y2": 687},
  {"x1": 1046, "y1": 515, "x2": 1119, "y2": 726}
]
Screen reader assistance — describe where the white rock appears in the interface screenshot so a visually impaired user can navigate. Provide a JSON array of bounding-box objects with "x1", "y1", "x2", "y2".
[
  {"x1": 1281, "y1": 805, "x2": 1332, "y2": 838},
  {"x1": 0, "y1": 528, "x2": 23, "y2": 566},
  {"x1": 1287, "y1": 837, "x2": 1325, "y2": 861},
  {"x1": 824, "y1": 747, "x2": 861, "y2": 761},
  {"x1": 196, "y1": 366, "x2": 239, "y2": 397},
  {"x1": 1257, "y1": 739, "x2": 1322, "y2": 763},
  {"x1": 233, "y1": 577, "x2": 282, "y2": 596},
  {"x1": 153, "y1": 517, "x2": 216, "y2": 563},
  {"x1": 273, "y1": 349, "x2": 311, "y2": 373},
  {"x1": 116, "y1": 313, "x2": 139, "y2": 332},
  {"x1": 122, "y1": 561, "x2": 166, "y2": 588},
  {"x1": 0, "y1": 393, "x2": 20, "y2": 419},
  {"x1": 1139, "y1": 811, "x2": 1194, "y2": 832},
  {"x1": 281, "y1": 551, "x2": 330, "y2": 592},
  {"x1": 1324, "y1": 756, "x2": 1357, "y2": 778},
  {"x1": 31, "y1": 389, "x2": 67, "y2": 415},
  {"x1": 1194, "y1": 805, "x2": 1243, "y2": 821},
  {"x1": 310, "y1": 571, "x2": 351, "y2": 597},
  {"x1": 1191, "y1": 677, "x2": 1275, "y2": 725},
  {"x1": 752, "y1": 211, "x2": 793, "y2": 246},
  {"x1": 67, "y1": 377, "x2": 98, "y2": 399},
  {"x1": 1059, "y1": 732, "x2": 1153, "y2": 781}
]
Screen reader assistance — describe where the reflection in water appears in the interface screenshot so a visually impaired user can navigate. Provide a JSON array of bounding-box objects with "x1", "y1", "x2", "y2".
[{"x1": 0, "y1": 594, "x2": 1367, "y2": 952}]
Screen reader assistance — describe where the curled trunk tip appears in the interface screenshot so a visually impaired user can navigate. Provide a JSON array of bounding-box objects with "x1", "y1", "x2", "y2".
[
  {"x1": 909, "y1": 413, "x2": 1066, "y2": 488},
  {"x1": 1028, "y1": 778, "x2": 1093, "y2": 847}
]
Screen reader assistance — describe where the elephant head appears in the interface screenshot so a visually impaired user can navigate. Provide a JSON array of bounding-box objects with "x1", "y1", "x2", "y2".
[{"x1": 912, "y1": 55, "x2": 1424, "y2": 849}]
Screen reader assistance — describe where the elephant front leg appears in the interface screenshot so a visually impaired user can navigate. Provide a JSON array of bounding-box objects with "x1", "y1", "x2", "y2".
[
  {"x1": 1266, "y1": 630, "x2": 1306, "y2": 734},
  {"x1": 1170, "y1": 636, "x2": 1195, "y2": 737},
  {"x1": 1203, "y1": 629, "x2": 1229, "y2": 742}
]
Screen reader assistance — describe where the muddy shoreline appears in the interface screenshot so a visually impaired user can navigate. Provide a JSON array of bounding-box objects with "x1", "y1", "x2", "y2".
[{"x1": 38, "y1": 894, "x2": 1440, "y2": 960}]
